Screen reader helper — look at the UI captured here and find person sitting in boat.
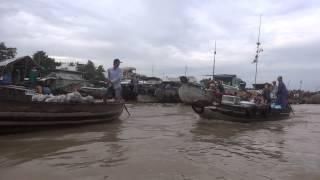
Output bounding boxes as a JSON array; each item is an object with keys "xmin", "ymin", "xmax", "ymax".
[
  {"xmin": 254, "ymin": 93, "xmax": 264, "ymax": 105},
  {"xmin": 249, "ymin": 93, "xmax": 255, "ymax": 103},
  {"xmin": 208, "ymin": 81, "xmax": 216, "ymax": 90},
  {"xmin": 35, "ymin": 85, "xmax": 43, "ymax": 94},
  {"xmin": 276, "ymin": 76, "xmax": 288, "ymax": 108},
  {"xmin": 42, "ymin": 85, "xmax": 51, "ymax": 95},
  {"xmin": 217, "ymin": 80, "xmax": 225, "ymax": 93},
  {"xmin": 0, "ymin": 72, "xmax": 12, "ymax": 85},
  {"xmin": 106, "ymin": 58, "xmax": 123, "ymax": 102},
  {"xmin": 44, "ymin": 78, "xmax": 56, "ymax": 95}
]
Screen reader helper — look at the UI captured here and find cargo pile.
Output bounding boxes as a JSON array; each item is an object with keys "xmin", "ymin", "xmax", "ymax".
[{"xmin": 32, "ymin": 92, "xmax": 94, "ymax": 103}]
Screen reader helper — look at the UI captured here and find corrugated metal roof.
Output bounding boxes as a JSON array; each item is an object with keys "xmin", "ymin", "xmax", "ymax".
[
  {"xmin": 0, "ymin": 56, "xmax": 31, "ymax": 67},
  {"xmin": 0, "ymin": 56, "xmax": 44, "ymax": 76},
  {"xmin": 0, "ymin": 58, "xmax": 16, "ymax": 67}
]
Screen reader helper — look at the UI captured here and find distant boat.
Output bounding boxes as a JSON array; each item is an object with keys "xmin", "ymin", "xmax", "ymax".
[
  {"xmin": 121, "ymin": 79, "xmax": 138, "ymax": 101},
  {"xmin": 136, "ymin": 76, "xmax": 162, "ymax": 103},
  {"xmin": 154, "ymin": 81, "xmax": 181, "ymax": 103},
  {"xmin": 178, "ymin": 76, "xmax": 214, "ymax": 104}
]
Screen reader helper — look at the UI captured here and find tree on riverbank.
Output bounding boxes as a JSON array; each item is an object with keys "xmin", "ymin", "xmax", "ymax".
[
  {"xmin": 32, "ymin": 51, "xmax": 61, "ymax": 71},
  {"xmin": 0, "ymin": 42, "xmax": 17, "ymax": 60},
  {"xmin": 76, "ymin": 60, "xmax": 105, "ymax": 81},
  {"xmin": 96, "ymin": 65, "xmax": 105, "ymax": 81}
]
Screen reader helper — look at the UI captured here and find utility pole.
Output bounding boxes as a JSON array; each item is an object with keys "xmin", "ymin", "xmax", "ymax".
[
  {"xmin": 212, "ymin": 41, "xmax": 216, "ymax": 80},
  {"xmin": 254, "ymin": 15, "xmax": 263, "ymax": 86}
]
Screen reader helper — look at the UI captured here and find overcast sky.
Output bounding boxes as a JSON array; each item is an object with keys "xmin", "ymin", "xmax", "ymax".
[{"xmin": 1, "ymin": 0, "xmax": 319, "ymax": 90}]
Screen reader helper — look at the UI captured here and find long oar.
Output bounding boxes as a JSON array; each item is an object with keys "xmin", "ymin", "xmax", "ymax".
[
  {"xmin": 124, "ymin": 103, "xmax": 131, "ymax": 116},
  {"xmin": 289, "ymin": 104, "xmax": 295, "ymax": 116}
]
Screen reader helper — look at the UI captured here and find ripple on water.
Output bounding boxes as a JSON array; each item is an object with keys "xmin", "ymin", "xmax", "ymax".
[{"xmin": 0, "ymin": 104, "xmax": 320, "ymax": 180}]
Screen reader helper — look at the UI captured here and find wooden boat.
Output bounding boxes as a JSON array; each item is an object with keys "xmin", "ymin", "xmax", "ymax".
[
  {"xmin": 136, "ymin": 77, "xmax": 162, "ymax": 103},
  {"xmin": 0, "ymin": 85, "xmax": 124, "ymax": 127},
  {"xmin": 191, "ymin": 96, "xmax": 291, "ymax": 123},
  {"xmin": 154, "ymin": 81, "xmax": 181, "ymax": 103},
  {"xmin": 121, "ymin": 80, "xmax": 138, "ymax": 101}
]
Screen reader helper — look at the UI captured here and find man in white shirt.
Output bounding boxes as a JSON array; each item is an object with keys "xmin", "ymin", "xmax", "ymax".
[{"xmin": 107, "ymin": 59, "xmax": 123, "ymax": 101}]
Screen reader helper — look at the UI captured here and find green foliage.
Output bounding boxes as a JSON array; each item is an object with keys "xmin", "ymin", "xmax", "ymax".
[
  {"xmin": 84, "ymin": 60, "xmax": 96, "ymax": 80},
  {"xmin": 0, "ymin": 42, "xmax": 17, "ymax": 60},
  {"xmin": 76, "ymin": 60, "xmax": 106, "ymax": 81},
  {"xmin": 96, "ymin": 65, "xmax": 105, "ymax": 81},
  {"xmin": 33, "ymin": 51, "xmax": 57, "ymax": 71}
]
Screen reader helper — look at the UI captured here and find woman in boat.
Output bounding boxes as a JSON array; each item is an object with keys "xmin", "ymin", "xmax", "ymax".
[
  {"xmin": 276, "ymin": 76, "xmax": 289, "ymax": 108},
  {"xmin": 0, "ymin": 72, "xmax": 12, "ymax": 85}
]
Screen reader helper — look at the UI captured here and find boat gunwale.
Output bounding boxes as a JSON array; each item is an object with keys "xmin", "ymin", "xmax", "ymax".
[{"xmin": 193, "ymin": 102, "xmax": 291, "ymax": 122}]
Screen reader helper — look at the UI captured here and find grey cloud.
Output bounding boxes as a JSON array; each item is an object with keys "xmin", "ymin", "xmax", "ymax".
[{"xmin": 0, "ymin": 0, "xmax": 319, "ymax": 90}]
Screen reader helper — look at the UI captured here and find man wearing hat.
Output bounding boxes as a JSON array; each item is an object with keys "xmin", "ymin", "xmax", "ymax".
[{"xmin": 107, "ymin": 59, "xmax": 123, "ymax": 101}]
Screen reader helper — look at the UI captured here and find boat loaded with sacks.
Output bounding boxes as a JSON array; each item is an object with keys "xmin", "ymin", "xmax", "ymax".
[
  {"xmin": 0, "ymin": 85, "xmax": 124, "ymax": 127},
  {"xmin": 192, "ymin": 95, "xmax": 292, "ymax": 123}
]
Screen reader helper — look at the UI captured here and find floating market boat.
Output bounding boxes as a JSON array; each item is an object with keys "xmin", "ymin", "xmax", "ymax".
[
  {"xmin": 191, "ymin": 95, "xmax": 291, "ymax": 122},
  {"xmin": 136, "ymin": 76, "xmax": 162, "ymax": 103},
  {"xmin": 154, "ymin": 81, "xmax": 181, "ymax": 103}
]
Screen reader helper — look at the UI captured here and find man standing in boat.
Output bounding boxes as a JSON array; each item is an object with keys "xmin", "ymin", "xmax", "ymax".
[{"xmin": 107, "ymin": 59, "xmax": 123, "ymax": 102}]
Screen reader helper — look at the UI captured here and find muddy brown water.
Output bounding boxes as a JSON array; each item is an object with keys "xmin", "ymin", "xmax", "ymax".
[{"xmin": 0, "ymin": 104, "xmax": 319, "ymax": 180}]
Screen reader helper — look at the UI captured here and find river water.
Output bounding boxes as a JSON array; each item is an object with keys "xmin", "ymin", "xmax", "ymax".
[{"xmin": 0, "ymin": 104, "xmax": 319, "ymax": 180}]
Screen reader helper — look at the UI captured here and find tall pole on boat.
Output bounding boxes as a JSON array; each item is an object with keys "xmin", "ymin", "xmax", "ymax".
[
  {"xmin": 152, "ymin": 64, "xmax": 154, "ymax": 76},
  {"xmin": 184, "ymin": 65, "xmax": 188, "ymax": 76},
  {"xmin": 212, "ymin": 40, "xmax": 216, "ymax": 80},
  {"xmin": 254, "ymin": 15, "xmax": 262, "ymax": 86}
]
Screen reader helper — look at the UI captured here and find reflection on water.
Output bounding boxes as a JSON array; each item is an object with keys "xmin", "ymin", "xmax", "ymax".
[
  {"xmin": 0, "ymin": 120, "xmax": 127, "ymax": 170},
  {"xmin": 0, "ymin": 104, "xmax": 320, "ymax": 180},
  {"xmin": 189, "ymin": 120, "xmax": 286, "ymax": 160}
]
